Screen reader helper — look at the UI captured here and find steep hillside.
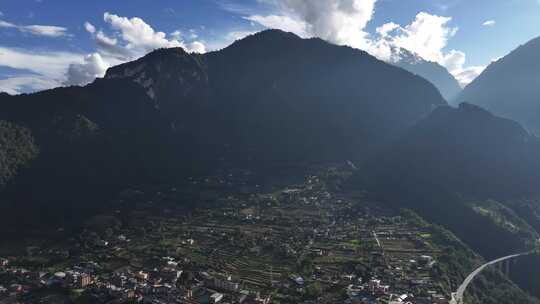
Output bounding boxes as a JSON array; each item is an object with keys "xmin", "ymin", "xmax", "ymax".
[
  {"xmin": 362, "ymin": 103, "xmax": 540, "ymax": 199},
  {"xmin": 0, "ymin": 120, "xmax": 38, "ymax": 188},
  {"xmin": 354, "ymin": 103, "xmax": 540, "ymax": 298},
  {"xmin": 455, "ymin": 36, "xmax": 540, "ymax": 134}
]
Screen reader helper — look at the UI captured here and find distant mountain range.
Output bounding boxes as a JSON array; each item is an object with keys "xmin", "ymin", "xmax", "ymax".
[
  {"xmin": 455, "ymin": 36, "xmax": 540, "ymax": 135},
  {"xmin": 392, "ymin": 48, "xmax": 462, "ymax": 101},
  {"xmin": 0, "ymin": 29, "xmax": 446, "ymax": 226}
]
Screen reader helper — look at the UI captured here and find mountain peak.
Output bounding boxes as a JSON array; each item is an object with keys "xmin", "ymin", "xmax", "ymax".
[
  {"xmin": 104, "ymin": 47, "xmax": 193, "ymax": 78},
  {"xmin": 390, "ymin": 47, "xmax": 423, "ymax": 64},
  {"xmin": 393, "ymin": 47, "xmax": 461, "ymax": 101},
  {"xmin": 143, "ymin": 47, "xmax": 190, "ymax": 58},
  {"xmin": 220, "ymin": 29, "xmax": 314, "ymax": 55},
  {"xmin": 104, "ymin": 46, "xmax": 207, "ymax": 103},
  {"xmin": 248, "ymin": 29, "xmax": 302, "ymax": 40}
]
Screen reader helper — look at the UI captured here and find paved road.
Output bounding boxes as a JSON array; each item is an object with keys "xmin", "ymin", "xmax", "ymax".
[
  {"xmin": 450, "ymin": 251, "xmax": 531, "ymax": 304},
  {"xmin": 372, "ymin": 231, "xmax": 381, "ymax": 248}
]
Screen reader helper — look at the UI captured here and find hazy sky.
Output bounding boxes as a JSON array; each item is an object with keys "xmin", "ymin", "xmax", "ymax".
[{"xmin": 1, "ymin": 0, "xmax": 539, "ymax": 94}]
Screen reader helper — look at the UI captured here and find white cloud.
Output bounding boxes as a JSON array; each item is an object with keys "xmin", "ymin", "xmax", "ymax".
[
  {"xmin": 0, "ymin": 76, "xmax": 58, "ymax": 95},
  {"xmin": 441, "ymin": 49, "xmax": 466, "ymax": 73},
  {"xmin": 187, "ymin": 41, "xmax": 206, "ymax": 54},
  {"xmin": 449, "ymin": 56, "xmax": 502, "ymax": 87},
  {"xmin": 454, "ymin": 66, "xmax": 485, "ymax": 86},
  {"xmin": 97, "ymin": 12, "xmax": 206, "ymax": 57},
  {"xmin": 103, "ymin": 12, "xmax": 183, "ymax": 53},
  {"xmin": 0, "ymin": 47, "xmax": 82, "ymax": 79},
  {"xmin": 441, "ymin": 50, "xmax": 485, "ymax": 86},
  {"xmin": 247, "ymin": 0, "xmax": 377, "ymax": 51},
  {"xmin": 64, "ymin": 53, "xmax": 108, "ymax": 86},
  {"xmin": 0, "ymin": 47, "xmax": 83, "ymax": 93},
  {"xmin": 0, "ymin": 20, "xmax": 16, "ymax": 28},
  {"xmin": 482, "ymin": 20, "xmax": 496, "ymax": 27},
  {"xmin": 376, "ymin": 22, "xmax": 399, "ymax": 37},
  {"xmin": 0, "ymin": 19, "xmax": 68, "ymax": 37},
  {"xmin": 84, "ymin": 21, "xmax": 96, "ymax": 34},
  {"xmin": 170, "ymin": 30, "xmax": 182, "ymax": 40},
  {"xmin": 22, "ymin": 25, "xmax": 69, "ymax": 37},
  {"xmin": 383, "ymin": 12, "xmax": 458, "ymax": 63}
]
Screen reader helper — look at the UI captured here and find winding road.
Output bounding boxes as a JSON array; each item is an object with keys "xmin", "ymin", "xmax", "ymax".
[{"xmin": 450, "ymin": 251, "xmax": 533, "ymax": 304}]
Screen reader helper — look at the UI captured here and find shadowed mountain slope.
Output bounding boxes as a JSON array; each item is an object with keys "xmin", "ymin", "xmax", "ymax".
[{"xmin": 455, "ymin": 36, "xmax": 540, "ymax": 135}]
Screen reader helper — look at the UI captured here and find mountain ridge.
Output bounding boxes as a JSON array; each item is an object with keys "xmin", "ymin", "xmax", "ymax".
[
  {"xmin": 0, "ymin": 29, "xmax": 447, "ymax": 228},
  {"xmin": 455, "ymin": 35, "xmax": 540, "ymax": 134}
]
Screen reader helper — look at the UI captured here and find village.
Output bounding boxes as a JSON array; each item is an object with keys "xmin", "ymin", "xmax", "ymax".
[{"xmin": 0, "ymin": 165, "xmax": 454, "ymax": 304}]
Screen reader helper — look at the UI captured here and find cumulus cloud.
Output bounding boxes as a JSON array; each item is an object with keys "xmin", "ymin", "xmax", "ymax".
[
  {"xmin": 0, "ymin": 19, "xmax": 68, "ymax": 37},
  {"xmin": 187, "ymin": 41, "xmax": 206, "ymax": 53},
  {"xmin": 482, "ymin": 20, "xmax": 496, "ymax": 27},
  {"xmin": 65, "ymin": 53, "xmax": 108, "ymax": 86},
  {"xmin": 102, "ymin": 12, "xmax": 183, "ymax": 54},
  {"xmin": 97, "ymin": 12, "xmax": 207, "ymax": 56},
  {"xmin": 248, "ymin": 1, "xmax": 482, "ymax": 85},
  {"xmin": 376, "ymin": 22, "xmax": 399, "ymax": 38},
  {"xmin": 247, "ymin": 0, "xmax": 376, "ymax": 51}
]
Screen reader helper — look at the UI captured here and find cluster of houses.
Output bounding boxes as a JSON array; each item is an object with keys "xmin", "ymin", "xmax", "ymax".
[{"xmin": 1, "ymin": 165, "xmax": 455, "ymax": 304}]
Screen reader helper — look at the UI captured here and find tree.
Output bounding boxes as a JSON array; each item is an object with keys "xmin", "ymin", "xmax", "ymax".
[
  {"xmin": 0, "ymin": 120, "xmax": 38, "ymax": 188},
  {"xmin": 305, "ymin": 282, "xmax": 322, "ymax": 299}
]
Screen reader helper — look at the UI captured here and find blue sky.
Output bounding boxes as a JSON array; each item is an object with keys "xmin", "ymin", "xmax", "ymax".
[{"xmin": 1, "ymin": 0, "xmax": 539, "ymax": 94}]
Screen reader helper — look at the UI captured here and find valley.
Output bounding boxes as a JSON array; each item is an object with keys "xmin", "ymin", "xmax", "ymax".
[
  {"xmin": 1, "ymin": 17, "xmax": 540, "ymax": 304},
  {"xmin": 1, "ymin": 165, "xmax": 537, "ymax": 304}
]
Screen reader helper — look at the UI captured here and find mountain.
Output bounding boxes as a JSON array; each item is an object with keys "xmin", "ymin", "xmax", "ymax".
[
  {"xmin": 393, "ymin": 48, "xmax": 462, "ymax": 101},
  {"xmin": 361, "ymin": 102, "xmax": 540, "ymax": 199},
  {"xmin": 354, "ymin": 103, "xmax": 540, "ymax": 298},
  {"xmin": 355, "ymin": 102, "xmax": 540, "ymax": 256},
  {"xmin": 455, "ymin": 36, "xmax": 540, "ymax": 134},
  {"xmin": 103, "ymin": 30, "xmax": 446, "ymax": 161},
  {"xmin": 0, "ymin": 29, "xmax": 446, "ymax": 229}
]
